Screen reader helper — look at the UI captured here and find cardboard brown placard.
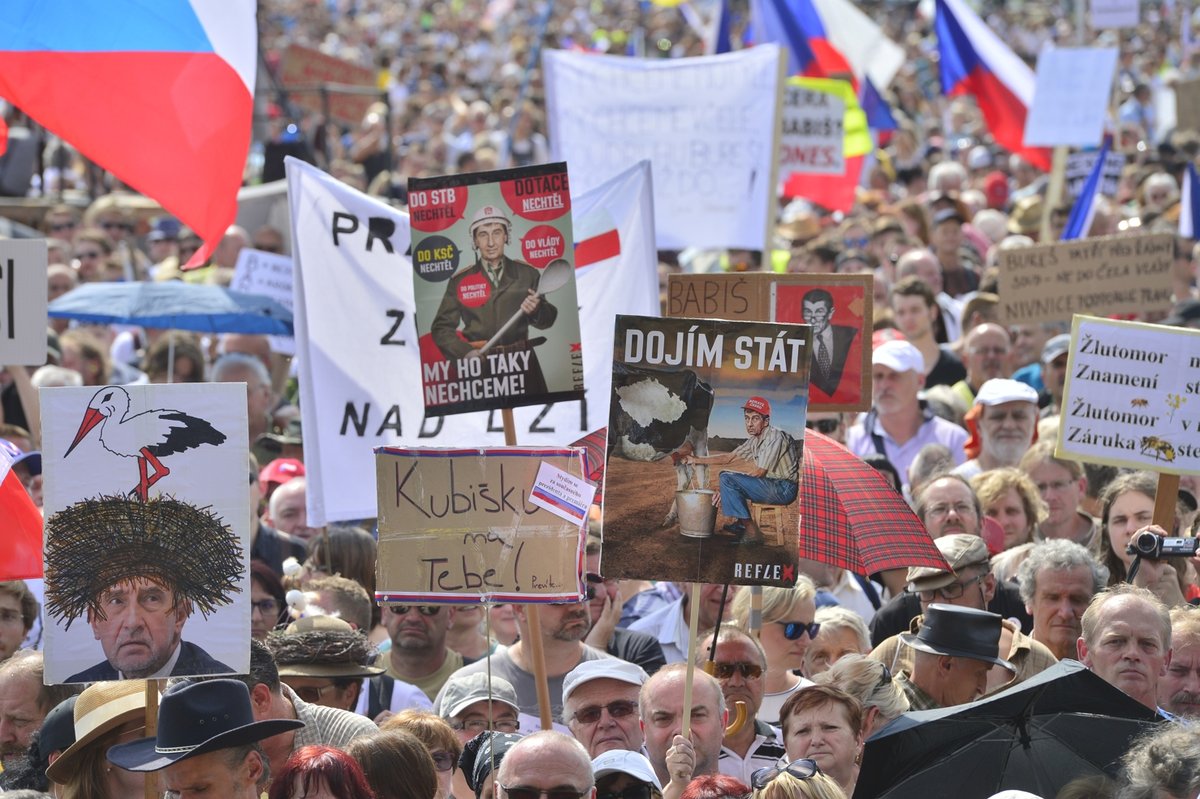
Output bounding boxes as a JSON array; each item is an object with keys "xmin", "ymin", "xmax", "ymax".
[
  {"xmin": 1176, "ymin": 78, "xmax": 1200, "ymax": 134},
  {"xmin": 666, "ymin": 273, "xmax": 871, "ymax": 411},
  {"xmin": 278, "ymin": 44, "xmax": 377, "ymax": 125},
  {"xmin": 374, "ymin": 446, "xmax": 587, "ymax": 603},
  {"xmin": 997, "ymin": 233, "xmax": 1174, "ymax": 326}
]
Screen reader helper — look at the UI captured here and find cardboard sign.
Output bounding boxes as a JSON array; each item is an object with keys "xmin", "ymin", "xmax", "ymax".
[
  {"xmin": 278, "ymin": 44, "xmax": 377, "ymax": 125},
  {"xmin": 997, "ymin": 233, "xmax": 1174, "ymax": 325},
  {"xmin": 1024, "ymin": 48, "xmax": 1118, "ymax": 147},
  {"xmin": 1176, "ymin": 78, "xmax": 1200, "ymax": 135},
  {"xmin": 780, "ymin": 81, "xmax": 846, "ymax": 175},
  {"xmin": 374, "ymin": 447, "xmax": 587, "ymax": 603},
  {"xmin": 544, "ymin": 46, "xmax": 782, "ymax": 250},
  {"xmin": 41, "ymin": 383, "xmax": 250, "ymax": 684},
  {"xmin": 667, "ymin": 273, "xmax": 871, "ymax": 411},
  {"xmin": 1090, "ymin": 0, "xmax": 1138, "ymax": 29},
  {"xmin": 229, "ymin": 247, "xmax": 295, "ymax": 355},
  {"xmin": 408, "ymin": 163, "xmax": 584, "ymax": 417},
  {"xmin": 286, "ymin": 157, "xmax": 657, "ymax": 525},
  {"xmin": 1065, "ymin": 149, "xmax": 1126, "ymax": 199},
  {"xmin": 602, "ymin": 315, "xmax": 811, "ymax": 587},
  {"xmin": 0, "ymin": 239, "xmax": 48, "ymax": 365},
  {"xmin": 1056, "ymin": 315, "xmax": 1200, "ymax": 474}
]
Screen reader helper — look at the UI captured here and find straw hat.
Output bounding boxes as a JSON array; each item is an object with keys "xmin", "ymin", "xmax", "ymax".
[{"xmin": 46, "ymin": 680, "xmax": 149, "ymax": 784}]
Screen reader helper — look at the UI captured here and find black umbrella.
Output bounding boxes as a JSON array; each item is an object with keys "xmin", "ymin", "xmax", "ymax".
[{"xmin": 854, "ymin": 660, "xmax": 1165, "ymax": 799}]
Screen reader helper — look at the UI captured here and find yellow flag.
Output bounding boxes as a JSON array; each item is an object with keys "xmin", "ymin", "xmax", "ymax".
[{"xmin": 786, "ymin": 76, "xmax": 872, "ymax": 158}]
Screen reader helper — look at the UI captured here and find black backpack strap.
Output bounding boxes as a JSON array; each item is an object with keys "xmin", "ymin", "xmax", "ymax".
[{"xmin": 367, "ymin": 674, "xmax": 396, "ymax": 719}]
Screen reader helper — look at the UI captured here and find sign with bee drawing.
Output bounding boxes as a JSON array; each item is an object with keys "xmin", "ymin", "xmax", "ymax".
[{"xmin": 1056, "ymin": 315, "xmax": 1200, "ymax": 474}]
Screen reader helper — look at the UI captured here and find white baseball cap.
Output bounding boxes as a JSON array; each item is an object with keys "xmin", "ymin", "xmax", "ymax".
[
  {"xmin": 562, "ymin": 659, "xmax": 648, "ymax": 706},
  {"xmin": 974, "ymin": 378, "xmax": 1039, "ymax": 407},
  {"xmin": 872, "ymin": 340, "xmax": 925, "ymax": 374},
  {"xmin": 592, "ymin": 750, "xmax": 663, "ymax": 791}
]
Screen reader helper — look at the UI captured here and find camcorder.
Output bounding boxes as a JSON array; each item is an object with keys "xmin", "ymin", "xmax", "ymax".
[{"xmin": 1126, "ymin": 531, "xmax": 1200, "ymax": 559}]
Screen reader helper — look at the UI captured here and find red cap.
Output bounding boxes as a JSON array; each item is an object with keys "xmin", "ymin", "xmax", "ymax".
[
  {"xmin": 260, "ymin": 457, "xmax": 305, "ymax": 486},
  {"xmin": 743, "ymin": 396, "xmax": 771, "ymax": 415}
]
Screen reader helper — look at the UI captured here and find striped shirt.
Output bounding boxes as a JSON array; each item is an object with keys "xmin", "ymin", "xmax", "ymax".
[
  {"xmin": 284, "ymin": 684, "xmax": 378, "ymax": 751},
  {"xmin": 717, "ymin": 720, "xmax": 788, "ymax": 783}
]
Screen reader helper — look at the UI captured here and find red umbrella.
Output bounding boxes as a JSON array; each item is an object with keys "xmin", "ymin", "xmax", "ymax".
[{"xmin": 799, "ymin": 429, "xmax": 949, "ymax": 574}]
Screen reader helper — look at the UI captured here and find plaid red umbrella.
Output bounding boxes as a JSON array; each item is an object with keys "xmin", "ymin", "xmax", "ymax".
[{"xmin": 799, "ymin": 429, "xmax": 949, "ymax": 574}]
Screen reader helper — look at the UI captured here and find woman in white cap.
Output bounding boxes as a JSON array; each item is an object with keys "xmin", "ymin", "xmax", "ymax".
[{"xmin": 45, "ymin": 680, "xmax": 149, "ymax": 799}]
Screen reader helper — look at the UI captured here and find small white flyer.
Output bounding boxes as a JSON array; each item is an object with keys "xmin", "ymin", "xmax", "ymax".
[{"xmin": 529, "ymin": 461, "xmax": 597, "ymax": 525}]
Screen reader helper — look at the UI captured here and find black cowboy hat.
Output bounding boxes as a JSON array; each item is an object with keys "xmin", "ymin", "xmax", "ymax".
[
  {"xmin": 106, "ymin": 679, "xmax": 304, "ymax": 773},
  {"xmin": 899, "ymin": 604, "xmax": 1015, "ymax": 671}
]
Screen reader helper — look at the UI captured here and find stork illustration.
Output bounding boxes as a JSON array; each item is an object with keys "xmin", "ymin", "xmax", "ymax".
[{"xmin": 64, "ymin": 385, "xmax": 227, "ymax": 501}]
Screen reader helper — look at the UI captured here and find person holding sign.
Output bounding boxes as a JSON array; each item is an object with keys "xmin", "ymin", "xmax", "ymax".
[
  {"xmin": 430, "ymin": 204, "xmax": 558, "ymax": 395},
  {"xmin": 682, "ymin": 397, "xmax": 798, "ymax": 548}
]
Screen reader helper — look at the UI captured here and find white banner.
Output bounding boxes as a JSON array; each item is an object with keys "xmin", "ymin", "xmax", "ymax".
[
  {"xmin": 543, "ymin": 46, "xmax": 782, "ymax": 251},
  {"xmin": 229, "ymin": 247, "xmax": 295, "ymax": 355},
  {"xmin": 287, "ymin": 158, "xmax": 660, "ymax": 524}
]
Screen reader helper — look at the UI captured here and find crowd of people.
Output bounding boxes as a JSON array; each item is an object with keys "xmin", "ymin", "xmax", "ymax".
[{"xmin": 7, "ymin": 0, "xmax": 1200, "ymax": 797}]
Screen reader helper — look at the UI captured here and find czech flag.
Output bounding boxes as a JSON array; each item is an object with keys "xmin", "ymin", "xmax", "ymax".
[
  {"xmin": 0, "ymin": 1, "xmax": 257, "ymax": 269},
  {"xmin": 1061, "ymin": 138, "xmax": 1110, "ymax": 241},
  {"xmin": 935, "ymin": 0, "xmax": 1051, "ymax": 171},
  {"xmin": 0, "ymin": 442, "xmax": 41, "ymax": 581},
  {"xmin": 1181, "ymin": 161, "xmax": 1200, "ymax": 239},
  {"xmin": 752, "ymin": 0, "xmax": 856, "ymax": 85}
]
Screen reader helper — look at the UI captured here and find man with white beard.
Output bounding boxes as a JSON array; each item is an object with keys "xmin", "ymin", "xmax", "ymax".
[{"xmin": 953, "ymin": 380, "xmax": 1039, "ymax": 479}]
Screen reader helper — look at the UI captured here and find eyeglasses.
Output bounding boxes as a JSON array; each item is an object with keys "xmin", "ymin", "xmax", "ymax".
[
  {"xmin": 598, "ymin": 785, "xmax": 656, "ymax": 799},
  {"xmin": 712, "ymin": 662, "xmax": 764, "ymax": 680},
  {"xmin": 251, "ymin": 599, "xmax": 279, "ymax": 615},
  {"xmin": 1035, "ymin": 479, "xmax": 1074, "ymax": 494},
  {"xmin": 450, "ymin": 716, "xmax": 520, "ymax": 734},
  {"xmin": 49, "ymin": 221, "xmax": 76, "ymax": 232},
  {"xmin": 501, "ymin": 785, "xmax": 593, "ymax": 799},
  {"xmin": 750, "ymin": 758, "xmax": 821, "ymax": 790},
  {"xmin": 925, "ymin": 502, "xmax": 974, "ymax": 520},
  {"xmin": 387, "ymin": 605, "xmax": 441, "ymax": 616},
  {"xmin": 572, "ymin": 699, "xmax": 637, "ymax": 724},
  {"xmin": 910, "ymin": 572, "xmax": 986, "ymax": 603},
  {"xmin": 429, "ymin": 749, "xmax": 456, "ymax": 772},
  {"xmin": 778, "ymin": 620, "xmax": 821, "ymax": 640},
  {"xmin": 292, "ymin": 682, "xmax": 339, "ymax": 703},
  {"xmin": 806, "ymin": 418, "xmax": 841, "ymax": 434}
]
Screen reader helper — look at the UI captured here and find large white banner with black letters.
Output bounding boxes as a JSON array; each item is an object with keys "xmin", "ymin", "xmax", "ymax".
[
  {"xmin": 543, "ymin": 46, "xmax": 782, "ymax": 251},
  {"xmin": 287, "ymin": 158, "xmax": 659, "ymax": 524}
]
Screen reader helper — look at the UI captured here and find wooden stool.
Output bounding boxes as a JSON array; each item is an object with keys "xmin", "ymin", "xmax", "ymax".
[{"xmin": 750, "ymin": 503, "xmax": 787, "ymax": 546}]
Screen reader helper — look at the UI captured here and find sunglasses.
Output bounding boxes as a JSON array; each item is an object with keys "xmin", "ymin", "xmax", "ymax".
[
  {"xmin": 100, "ymin": 221, "xmax": 134, "ymax": 232},
  {"xmin": 501, "ymin": 787, "xmax": 592, "ymax": 799},
  {"xmin": 598, "ymin": 785, "xmax": 656, "ymax": 799},
  {"xmin": 712, "ymin": 662, "xmax": 763, "ymax": 680},
  {"xmin": 387, "ymin": 605, "xmax": 441, "ymax": 616},
  {"xmin": 293, "ymin": 683, "xmax": 339, "ymax": 703},
  {"xmin": 806, "ymin": 418, "xmax": 841, "ymax": 434},
  {"xmin": 778, "ymin": 620, "xmax": 821, "ymax": 640},
  {"xmin": 572, "ymin": 699, "xmax": 637, "ymax": 724},
  {"xmin": 49, "ymin": 221, "xmax": 76, "ymax": 232},
  {"xmin": 750, "ymin": 758, "xmax": 821, "ymax": 790},
  {"xmin": 429, "ymin": 749, "xmax": 456, "ymax": 772}
]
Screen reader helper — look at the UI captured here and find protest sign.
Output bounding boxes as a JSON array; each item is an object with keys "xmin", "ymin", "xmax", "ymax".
[
  {"xmin": 40, "ymin": 383, "xmax": 250, "ymax": 684},
  {"xmin": 544, "ymin": 46, "xmax": 783, "ymax": 250},
  {"xmin": 229, "ymin": 247, "xmax": 295, "ymax": 354},
  {"xmin": 1090, "ymin": 0, "xmax": 1138, "ymax": 29},
  {"xmin": 602, "ymin": 315, "xmax": 811, "ymax": 586},
  {"xmin": 0, "ymin": 239, "xmax": 48, "ymax": 365},
  {"xmin": 1065, "ymin": 149, "xmax": 1126, "ymax": 199},
  {"xmin": 780, "ymin": 80, "xmax": 846, "ymax": 175},
  {"xmin": 374, "ymin": 446, "xmax": 587, "ymax": 603},
  {"xmin": 278, "ymin": 44, "xmax": 377, "ymax": 125},
  {"xmin": 1024, "ymin": 48, "xmax": 1118, "ymax": 147},
  {"xmin": 1056, "ymin": 315, "xmax": 1200, "ymax": 474},
  {"xmin": 287, "ymin": 157, "xmax": 658, "ymax": 524},
  {"xmin": 408, "ymin": 163, "xmax": 584, "ymax": 417},
  {"xmin": 997, "ymin": 233, "xmax": 1174, "ymax": 325},
  {"xmin": 667, "ymin": 273, "xmax": 871, "ymax": 411},
  {"xmin": 1176, "ymin": 78, "xmax": 1200, "ymax": 134}
]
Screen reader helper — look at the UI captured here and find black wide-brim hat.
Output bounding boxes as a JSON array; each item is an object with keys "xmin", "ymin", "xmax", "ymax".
[
  {"xmin": 107, "ymin": 679, "xmax": 304, "ymax": 773},
  {"xmin": 899, "ymin": 603, "xmax": 1016, "ymax": 671}
]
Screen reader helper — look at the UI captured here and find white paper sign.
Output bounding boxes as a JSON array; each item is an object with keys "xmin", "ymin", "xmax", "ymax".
[
  {"xmin": 40, "ymin": 382, "xmax": 250, "ymax": 684},
  {"xmin": 287, "ymin": 158, "xmax": 660, "ymax": 525},
  {"xmin": 780, "ymin": 83, "xmax": 845, "ymax": 175},
  {"xmin": 1056, "ymin": 315, "xmax": 1200, "ymax": 474},
  {"xmin": 544, "ymin": 46, "xmax": 782, "ymax": 250},
  {"xmin": 1025, "ymin": 48, "xmax": 1119, "ymax": 147},
  {"xmin": 229, "ymin": 247, "xmax": 295, "ymax": 355},
  {"xmin": 529, "ymin": 460, "xmax": 596, "ymax": 525},
  {"xmin": 1065, "ymin": 149, "xmax": 1126, "ymax": 199},
  {"xmin": 0, "ymin": 239, "xmax": 48, "ymax": 365},
  {"xmin": 1091, "ymin": 0, "xmax": 1139, "ymax": 29}
]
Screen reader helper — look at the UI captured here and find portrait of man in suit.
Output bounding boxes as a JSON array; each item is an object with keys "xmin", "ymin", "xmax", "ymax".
[{"xmin": 802, "ymin": 288, "xmax": 858, "ymax": 397}]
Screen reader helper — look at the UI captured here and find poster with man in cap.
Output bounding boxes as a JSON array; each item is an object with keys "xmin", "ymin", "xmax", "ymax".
[
  {"xmin": 39, "ymin": 383, "xmax": 251, "ymax": 684},
  {"xmin": 408, "ymin": 162, "xmax": 584, "ymax": 417},
  {"xmin": 602, "ymin": 315, "xmax": 811, "ymax": 587}
]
